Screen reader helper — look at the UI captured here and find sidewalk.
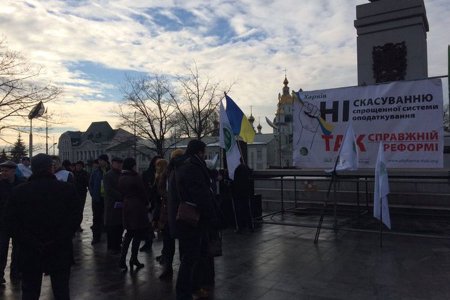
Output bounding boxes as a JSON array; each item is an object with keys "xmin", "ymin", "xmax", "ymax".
[{"xmin": 2, "ymin": 206, "xmax": 450, "ymax": 299}]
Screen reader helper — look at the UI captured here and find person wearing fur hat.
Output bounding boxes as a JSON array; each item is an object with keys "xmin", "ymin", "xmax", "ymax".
[{"xmin": 4, "ymin": 154, "xmax": 82, "ymax": 298}]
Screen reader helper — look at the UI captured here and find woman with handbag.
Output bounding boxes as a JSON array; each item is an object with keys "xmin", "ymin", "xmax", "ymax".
[
  {"xmin": 167, "ymin": 140, "xmax": 220, "ymax": 300},
  {"xmin": 118, "ymin": 158, "xmax": 149, "ymax": 272}
]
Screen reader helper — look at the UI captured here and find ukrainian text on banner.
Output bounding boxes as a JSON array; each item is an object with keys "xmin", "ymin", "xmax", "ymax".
[{"xmin": 293, "ymin": 79, "xmax": 444, "ymax": 169}]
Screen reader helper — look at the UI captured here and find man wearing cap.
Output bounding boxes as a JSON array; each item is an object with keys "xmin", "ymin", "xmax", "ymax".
[
  {"xmin": 89, "ymin": 154, "xmax": 110, "ymax": 245},
  {"xmin": 0, "ymin": 161, "xmax": 26, "ymax": 284},
  {"xmin": 4, "ymin": 154, "xmax": 81, "ymax": 299},
  {"xmin": 103, "ymin": 157, "xmax": 124, "ymax": 253}
]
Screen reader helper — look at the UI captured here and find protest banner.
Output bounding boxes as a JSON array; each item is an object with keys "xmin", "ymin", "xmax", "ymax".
[{"xmin": 293, "ymin": 79, "xmax": 444, "ymax": 168}]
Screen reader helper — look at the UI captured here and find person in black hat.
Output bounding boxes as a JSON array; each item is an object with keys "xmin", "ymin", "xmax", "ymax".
[
  {"xmin": 88, "ymin": 154, "xmax": 110, "ymax": 245},
  {"xmin": 0, "ymin": 160, "xmax": 26, "ymax": 284},
  {"xmin": 104, "ymin": 157, "xmax": 124, "ymax": 253},
  {"xmin": 4, "ymin": 153, "xmax": 82, "ymax": 298}
]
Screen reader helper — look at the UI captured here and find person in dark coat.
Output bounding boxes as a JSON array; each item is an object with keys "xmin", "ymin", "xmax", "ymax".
[
  {"xmin": 0, "ymin": 160, "xmax": 26, "ymax": 284},
  {"xmin": 155, "ymin": 149, "xmax": 184, "ymax": 280},
  {"xmin": 232, "ymin": 160, "xmax": 253, "ymax": 232},
  {"xmin": 118, "ymin": 158, "xmax": 148, "ymax": 272},
  {"xmin": 103, "ymin": 157, "xmax": 124, "ymax": 253},
  {"xmin": 153, "ymin": 158, "xmax": 171, "ymax": 278},
  {"xmin": 88, "ymin": 154, "xmax": 110, "ymax": 245},
  {"xmin": 139, "ymin": 155, "xmax": 162, "ymax": 252},
  {"xmin": 73, "ymin": 161, "xmax": 89, "ymax": 232},
  {"xmin": 167, "ymin": 140, "xmax": 219, "ymax": 300},
  {"xmin": 4, "ymin": 154, "xmax": 82, "ymax": 299}
]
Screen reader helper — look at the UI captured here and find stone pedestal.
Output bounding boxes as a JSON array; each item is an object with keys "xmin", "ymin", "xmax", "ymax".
[{"xmin": 354, "ymin": 0, "xmax": 429, "ymax": 85}]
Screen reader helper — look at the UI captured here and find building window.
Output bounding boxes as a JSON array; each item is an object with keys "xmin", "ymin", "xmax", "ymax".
[{"xmin": 257, "ymin": 150, "xmax": 262, "ymax": 160}]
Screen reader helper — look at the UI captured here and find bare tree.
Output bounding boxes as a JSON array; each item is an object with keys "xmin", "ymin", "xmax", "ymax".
[
  {"xmin": 119, "ymin": 74, "xmax": 176, "ymax": 156},
  {"xmin": 170, "ymin": 64, "xmax": 232, "ymax": 139},
  {"xmin": 0, "ymin": 39, "xmax": 62, "ymax": 141}
]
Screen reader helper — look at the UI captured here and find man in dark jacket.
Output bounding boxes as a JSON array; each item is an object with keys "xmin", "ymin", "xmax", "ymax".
[
  {"xmin": 232, "ymin": 160, "xmax": 253, "ymax": 232},
  {"xmin": 73, "ymin": 161, "xmax": 89, "ymax": 232},
  {"xmin": 4, "ymin": 154, "xmax": 82, "ymax": 299},
  {"xmin": 103, "ymin": 157, "xmax": 123, "ymax": 253},
  {"xmin": 167, "ymin": 140, "xmax": 217, "ymax": 300},
  {"xmin": 88, "ymin": 154, "xmax": 110, "ymax": 245},
  {"xmin": 0, "ymin": 160, "xmax": 26, "ymax": 284}
]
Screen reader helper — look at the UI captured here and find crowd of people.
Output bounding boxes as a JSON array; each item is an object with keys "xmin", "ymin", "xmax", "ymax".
[{"xmin": 0, "ymin": 139, "xmax": 254, "ymax": 300}]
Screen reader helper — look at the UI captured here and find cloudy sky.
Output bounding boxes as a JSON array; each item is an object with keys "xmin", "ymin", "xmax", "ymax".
[{"xmin": 1, "ymin": 0, "xmax": 449, "ymax": 148}]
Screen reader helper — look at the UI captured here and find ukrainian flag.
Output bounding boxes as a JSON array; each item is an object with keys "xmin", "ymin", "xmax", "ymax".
[{"xmin": 225, "ymin": 94, "xmax": 255, "ymax": 143}]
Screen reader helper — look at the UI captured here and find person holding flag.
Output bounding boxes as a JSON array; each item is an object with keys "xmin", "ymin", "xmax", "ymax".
[{"xmin": 220, "ymin": 94, "xmax": 255, "ymax": 233}]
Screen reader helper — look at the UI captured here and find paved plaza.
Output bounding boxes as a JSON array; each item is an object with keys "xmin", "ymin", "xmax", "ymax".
[{"xmin": 2, "ymin": 201, "xmax": 450, "ymax": 300}]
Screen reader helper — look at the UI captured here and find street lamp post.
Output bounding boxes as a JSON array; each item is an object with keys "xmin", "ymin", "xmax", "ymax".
[
  {"xmin": 28, "ymin": 101, "xmax": 45, "ymax": 157},
  {"xmin": 49, "ymin": 142, "xmax": 57, "ymax": 155},
  {"xmin": 29, "ymin": 118, "xmax": 33, "ymax": 158}
]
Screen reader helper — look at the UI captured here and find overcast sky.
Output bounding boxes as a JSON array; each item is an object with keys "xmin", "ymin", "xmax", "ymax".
[{"xmin": 1, "ymin": 0, "xmax": 449, "ymax": 148}]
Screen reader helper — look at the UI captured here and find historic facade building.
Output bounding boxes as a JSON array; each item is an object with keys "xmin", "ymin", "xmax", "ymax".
[
  {"xmin": 58, "ymin": 121, "xmax": 151, "ymax": 170},
  {"xmin": 267, "ymin": 76, "xmax": 294, "ymax": 167}
]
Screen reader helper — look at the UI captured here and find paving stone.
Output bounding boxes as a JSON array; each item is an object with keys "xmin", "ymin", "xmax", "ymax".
[{"xmin": 2, "ymin": 198, "xmax": 450, "ymax": 299}]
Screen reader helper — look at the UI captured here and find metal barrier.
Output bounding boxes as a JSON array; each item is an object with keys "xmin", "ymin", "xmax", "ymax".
[{"xmin": 251, "ymin": 169, "xmax": 450, "ymax": 239}]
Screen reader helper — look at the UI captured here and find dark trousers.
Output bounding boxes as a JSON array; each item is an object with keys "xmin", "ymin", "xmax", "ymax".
[
  {"xmin": 120, "ymin": 229, "xmax": 145, "ymax": 263},
  {"xmin": 106, "ymin": 225, "xmax": 123, "ymax": 251},
  {"xmin": 22, "ymin": 267, "xmax": 70, "ymax": 300},
  {"xmin": 0, "ymin": 231, "xmax": 19, "ymax": 279},
  {"xmin": 0, "ymin": 231, "xmax": 8, "ymax": 279},
  {"xmin": 161, "ymin": 226, "xmax": 175, "ymax": 267},
  {"xmin": 176, "ymin": 232, "xmax": 206, "ymax": 300},
  {"xmin": 78, "ymin": 193, "xmax": 87, "ymax": 226},
  {"xmin": 91, "ymin": 198, "xmax": 104, "ymax": 241},
  {"xmin": 235, "ymin": 196, "xmax": 253, "ymax": 230},
  {"xmin": 193, "ymin": 256, "xmax": 215, "ymax": 290}
]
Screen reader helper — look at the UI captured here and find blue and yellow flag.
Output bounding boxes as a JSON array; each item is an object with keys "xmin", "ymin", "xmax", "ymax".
[{"xmin": 225, "ymin": 95, "xmax": 255, "ymax": 143}]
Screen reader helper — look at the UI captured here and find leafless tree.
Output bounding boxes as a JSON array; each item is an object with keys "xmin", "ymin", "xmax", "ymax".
[
  {"xmin": 0, "ymin": 39, "xmax": 62, "ymax": 142},
  {"xmin": 119, "ymin": 74, "xmax": 176, "ymax": 156},
  {"xmin": 169, "ymin": 64, "xmax": 232, "ymax": 139}
]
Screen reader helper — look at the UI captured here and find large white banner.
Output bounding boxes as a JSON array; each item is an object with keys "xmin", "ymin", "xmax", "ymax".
[{"xmin": 293, "ymin": 79, "xmax": 444, "ymax": 169}]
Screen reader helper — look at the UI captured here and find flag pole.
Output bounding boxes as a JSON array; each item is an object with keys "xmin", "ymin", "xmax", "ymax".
[
  {"xmin": 314, "ymin": 153, "xmax": 340, "ymax": 243},
  {"xmin": 380, "ymin": 195, "xmax": 383, "ymax": 248},
  {"xmin": 315, "ymin": 123, "xmax": 353, "ymax": 243}
]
